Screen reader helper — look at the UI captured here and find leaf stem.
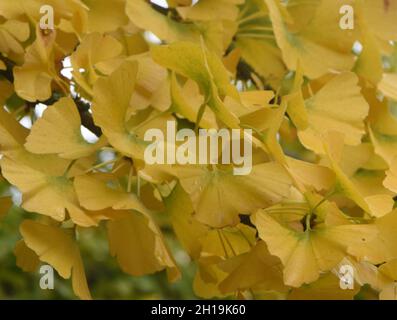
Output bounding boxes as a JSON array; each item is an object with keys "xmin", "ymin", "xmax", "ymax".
[
  {"xmin": 63, "ymin": 159, "xmax": 77, "ymax": 177},
  {"xmin": 85, "ymin": 158, "xmax": 119, "ymax": 173}
]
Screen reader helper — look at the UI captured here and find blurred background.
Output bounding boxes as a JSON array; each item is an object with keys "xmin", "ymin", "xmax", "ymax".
[{"xmin": 0, "ymin": 181, "xmax": 197, "ymax": 300}]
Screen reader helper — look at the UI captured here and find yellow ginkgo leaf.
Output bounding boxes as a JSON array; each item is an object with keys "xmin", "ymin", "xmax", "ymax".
[
  {"xmin": 175, "ymin": 162, "xmax": 292, "ymax": 227},
  {"xmin": 323, "ymin": 132, "xmax": 394, "ymax": 217},
  {"xmin": 367, "ymin": 94, "xmax": 397, "ymax": 165},
  {"xmin": 265, "ymin": 0, "xmax": 356, "ymax": 79},
  {"xmin": 191, "ymin": 223, "xmax": 257, "ymax": 298},
  {"xmin": 193, "ymin": 259, "xmax": 229, "ymax": 298},
  {"xmin": 325, "ymin": 143, "xmax": 395, "ymax": 207},
  {"xmin": 240, "ymin": 103, "xmax": 288, "ymax": 165},
  {"xmin": 74, "ymin": 173, "xmax": 148, "ymax": 214},
  {"xmin": 252, "ymin": 200, "xmax": 377, "ymax": 287},
  {"xmin": 379, "ymin": 259, "xmax": 397, "ymax": 283},
  {"xmin": 286, "ymin": 62, "xmax": 308, "ymax": 130},
  {"xmin": 226, "ymin": 90, "xmax": 275, "ymax": 119},
  {"xmin": 199, "ymin": 223, "xmax": 256, "ymax": 259},
  {"xmin": 0, "ymin": 106, "xmax": 29, "ymax": 153},
  {"xmin": 126, "ymin": 0, "xmax": 224, "ymax": 55},
  {"xmin": 361, "ymin": 258, "xmax": 397, "ymax": 300},
  {"xmin": 14, "ymin": 240, "xmax": 40, "ymax": 272},
  {"xmin": 128, "ymin": 55, "xmax": 171, "ymax": 113},
  {"xmin": 361, "ymin": 0, "xmax": 397, "ymax": 42},
  {"xmin": 367, "ymin": 87, "xmax": 397, "ymax": 136},
  {"xmin": 354, "ymin": 27, "xmax": 383, "ymax": 85},
  {"xmin": 349, "ymin": 258, "xmax": 397, "ymax": 300},
  {"xmin": 111, "ymin": 26, "xmax": 149, "ymax": 56},
  {"xmin": 352, "ymin": 170, "xmax": 395, "ymax": 219},
  {"xmin": 126, "ymin": 0, "xmax": 198, "ymax": 42},
  {"xmin": 384, "ymin": 157, "xmax": 397, "ymax": 193},
  {"xmin": 222, "ymin": 47, "xmax": 241, "ymax": 76},
  {"xmin": 83, "ymin": 0, "xmax": 128, "ymax": 33},
  {"xmin": 0, "ymin": 19, "xmax": 30, "ymax": 57},
  {"xmin": 14, "ymin": 28, "xmax": 66, "ymax": 102},
  {"xmin": 218, "ymin": 241, "xmax": 286, "ymax": 295},
  {"xmin": 369, "ymin": 126, "xmax": 397, "ymax": 167},
  {"xmin": 1, "ymin": 150, "xmax": 97, "ymax": 226},
  {"xmin": 352, "ymin": 0, "xmax": 397, "ymax": 86},
  {"xmin": 349, "ymin": 209, "xmax": 397, "ymax": 264},
  {"xmin": 1, "ymin": 0, "xmax": 397, "ymax": 300},
  {"xmin": 234, "ymin": 0, "xmax": 286, "ymax": 88},
  {"xmin": 338, "ymin": 258, "xmax": 389, "ymax": 294},
  {"xmin": 177, "ymin": 0, "xmax": 243, "ymax": 21},
  {"xmin": 351, "ymin": 165, "xmax": 395, "ymax": 196},
  {"xmin": 236, "ymin": 38, "xmax": 286, "ymax": 89},
  {"xmin": 286, "ymin": 156, "xmax": 335, "ymax": 192},
  {"xmin": 378, "ymin": 73, "xmax": 397, "ymax": 101},
  {"xmin": 71, "ymin": 32, "xmax": 123, "ymax": 96},
  {"xmin": 288, "ymin": 272, "xmax": 359, "ymax": 300},
  {"xmin": 170, "ymin": 74, "xmax": 217, "ymax": 129},
  {"xmin": 298, "ymin": 73, "xmax": 369, "ymax": 154},
  {"xmin": 164, "ymin": 183, "xmax": 208, "ymax": 260},
  {"xmin": 20, "ymin": 219, "xmax": 91, "ymax": 300},
  {"xmin": 240, "ymin": 90, "xmax": 274, "ymax": 110},
  {"xmin": 25, "ymin": 97, "xmax": 106, "ymax": 159},
  {"xmin": 91, "ymin": 61, "xmax": 148, "ymax": 159},
  {"xmin": 151, "ymin": 41, "xmax": 240, "ymax": 128},
  {"xmin": 336, "ymin": 143, "xmax": 373, "ymax": 177},
  {"xmin": 379, "ymin": 283, "xmax": 397, "ymax": 300},
  {"xmin": 0, "ymin": 0, "xmax": 89, "ymax": 36},
  {"xmin": 152, "ymin": 41, "xmax": 238, "ymax": 100},
  {"xmin": 73, "ymin": 173, "xmax": 180, "ymax": 280},
  {"xmin": 108, "ymin": 212, "xmax": 180, "ymax": 282},
  {"xmin": 168, "ymin": 0, "xmax": 192, "ymax": 7}
]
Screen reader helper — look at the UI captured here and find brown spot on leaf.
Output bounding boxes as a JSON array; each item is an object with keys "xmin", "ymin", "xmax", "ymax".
[{"xmin": 384, "ymin": 0, "xmax": 391, "ymax": 12}]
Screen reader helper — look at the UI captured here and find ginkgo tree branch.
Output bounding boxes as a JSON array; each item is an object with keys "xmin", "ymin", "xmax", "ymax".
[
  {"xmin": 72, "ymin": 96, "xmax": 102, "ymax": 137},
  {"xmin": 0, "ymin": 54, "xmax": 15, "ymax": 82},
  {"xmin": 1, "ymin": 54, "xmax": 101, "ymax": 137}
]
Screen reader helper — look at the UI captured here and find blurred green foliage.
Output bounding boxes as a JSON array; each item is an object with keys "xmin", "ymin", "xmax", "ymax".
[{"xmin": 0, "ymin": 190, "xmax": 198, "ymax": 300}]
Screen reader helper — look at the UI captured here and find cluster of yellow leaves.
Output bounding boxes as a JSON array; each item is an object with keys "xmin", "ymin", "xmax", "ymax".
[{"xmin": 1, "ymin": 0, "xmax": 397, "ymax": 300}]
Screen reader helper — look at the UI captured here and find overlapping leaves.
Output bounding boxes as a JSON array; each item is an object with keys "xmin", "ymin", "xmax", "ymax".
[{"xmin": 1, "ymin": 0, "xmax": 397, "ymax": 300}]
